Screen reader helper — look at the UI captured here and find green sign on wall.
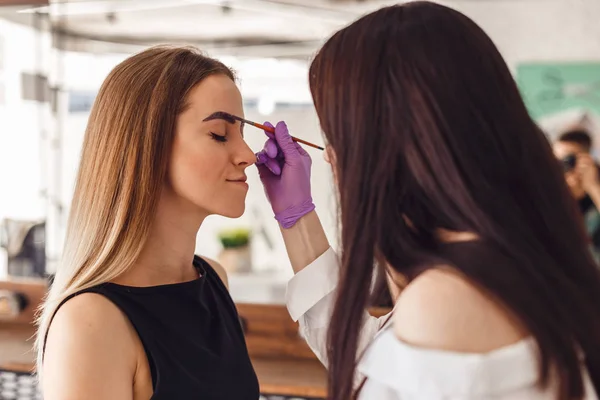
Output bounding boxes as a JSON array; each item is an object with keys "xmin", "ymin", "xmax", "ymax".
[{"xmin": 517, "ymin": 63, "xmax": 600, "ymax": 120}]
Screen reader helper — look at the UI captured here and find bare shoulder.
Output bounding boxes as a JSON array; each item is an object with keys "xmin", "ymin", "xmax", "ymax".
[
  {"xmin": 393, "ymin": 268, "xmax": 527, "ymax": 353},
  {"xmin": 202, "ymin": 256, "xmax": 229, "ymax": 289},
  {"xmin": 45, "ymin": 292, "xmax": 137, "ymax": 354},
  {"xmin": 43, "ymin": 292, "xmax": 138, "ymax": 399}
]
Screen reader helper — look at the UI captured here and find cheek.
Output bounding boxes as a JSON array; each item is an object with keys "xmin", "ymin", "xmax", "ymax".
[
  {"xmin": 323, "ymin": 149, "xmax": 331, "ymax": 164},
  {"xmin": 169, "ymin": 142, "xmax": 226, "ymax": 196},
  {"xmin": 323, "ymin": 147, "xmax": 338, "ymax": 185},
  {"xmin": 167, "ymin": 135, "xmax": 247, "ymax": 217}
]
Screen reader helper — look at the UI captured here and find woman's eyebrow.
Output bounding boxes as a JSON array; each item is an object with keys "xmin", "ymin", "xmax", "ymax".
[
  {"xmin": 203, "ymin": 111, "xmax": 245, "ymax": 137},
  {"xmin": 202, "ymin": 111, "xmax": 236, "ymax": 124}
]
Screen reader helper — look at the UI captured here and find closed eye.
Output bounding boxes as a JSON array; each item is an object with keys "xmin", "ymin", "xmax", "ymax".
[{"xmin": 210, "ymin": 132, "xmax": 228, "ymax": 143}]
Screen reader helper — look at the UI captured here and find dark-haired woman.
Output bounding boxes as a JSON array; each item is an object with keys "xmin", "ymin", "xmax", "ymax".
[{"xmin": 256, "ymin": 2, "xmax": 600, "ymax": 399}]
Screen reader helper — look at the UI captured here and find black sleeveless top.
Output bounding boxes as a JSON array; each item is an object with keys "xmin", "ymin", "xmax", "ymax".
[{"xmin": 54, "ymin": 256, "xmax": 259, "ymax": 399}]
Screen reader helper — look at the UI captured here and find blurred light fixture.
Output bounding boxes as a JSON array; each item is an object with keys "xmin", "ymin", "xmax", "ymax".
[{"xmin": 257, "ymin": 96, "xmax": 275, "ymax": 116}]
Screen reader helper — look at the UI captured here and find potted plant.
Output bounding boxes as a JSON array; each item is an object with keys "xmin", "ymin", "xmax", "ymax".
[{"xmin": 217, "ymin": 228, "xmax": 252, "ymax": 273}]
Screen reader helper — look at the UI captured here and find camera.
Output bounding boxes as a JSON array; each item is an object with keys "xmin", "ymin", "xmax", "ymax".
[{"xmin": 562, "ymin": 154, "xmax": 577, "ymax": 172}]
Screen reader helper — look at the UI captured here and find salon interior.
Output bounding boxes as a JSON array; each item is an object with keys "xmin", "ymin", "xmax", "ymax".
[{"xmin": 0, "ymin": 0, "xmax": 599, "ymax": 399}]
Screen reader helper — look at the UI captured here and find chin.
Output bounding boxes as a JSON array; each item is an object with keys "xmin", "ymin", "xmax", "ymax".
[{"xmin": 218, "ymin": 204, "xmax": 246, "ymax": 219}]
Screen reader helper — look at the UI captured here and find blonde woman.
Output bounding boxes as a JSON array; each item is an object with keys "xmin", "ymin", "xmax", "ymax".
[{"xmin": 36, "ymin": 46, "xmax": 259, "ymax": 399}]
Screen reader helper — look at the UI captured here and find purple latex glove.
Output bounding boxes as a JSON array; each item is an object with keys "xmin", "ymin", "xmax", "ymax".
[{"xmin": 255, "ymin": 121, "xmax": 315, "ymax": 229}]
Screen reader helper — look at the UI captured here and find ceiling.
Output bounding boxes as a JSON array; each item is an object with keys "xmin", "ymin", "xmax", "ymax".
[
  {"xmin": 0, "ymin": 0, "xmax": 401, "ymax": 58},
  {"xmin": 0, "ymin": 0, "xmax": 561, "ymax": 59}
]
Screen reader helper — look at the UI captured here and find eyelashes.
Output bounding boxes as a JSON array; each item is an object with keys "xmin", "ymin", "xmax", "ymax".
[{"xmin": 210, "ymin": 132, "xmax": 228, "ymax": 143}]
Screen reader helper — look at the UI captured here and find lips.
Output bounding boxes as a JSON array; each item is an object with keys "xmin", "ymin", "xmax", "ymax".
[{"xmin": 227, "ymin": 176, "xmax": 247, "ymax": 183}]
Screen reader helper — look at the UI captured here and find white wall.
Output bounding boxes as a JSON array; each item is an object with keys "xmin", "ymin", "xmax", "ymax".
[
  {"xmin": 0, "ymin": 20, "xmax": 49, "ymax": 221},
  {"xmin": 0, "ymin": 19, "xmax": 51, "ymax": 276},
  {"xmin": 445, "ymin": 0, "xmax": 600, "ymax": 69}
]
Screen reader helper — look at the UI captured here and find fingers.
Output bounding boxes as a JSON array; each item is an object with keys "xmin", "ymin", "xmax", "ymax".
[
  {"xmin": 264, "ymin": 157, "xmax": 282, "ymax": 175},
  {"xmin": 264, "ymin": 121, "xmax": 314, "ymax": 160},
  {"xmin": 256, "ymin": 163, "xmax": 271, "ymax": 179},
  {"xmin": 256, "ymin": 157, "xmax": 282, "ymax": 176},
  {"xmin": 255, "ymin": 149, "xmax": 282, "ymax": 176},
  {"xmin": 256, "ymin": 136, "xmax": 284, "ymax": 176},
  {"xmin": 576, "ymin": 154, "xmax": 595, "ymax": 173},
  {"xmin": 256, "ymin": 151, "xmax": 282, "ymax": 175},
  {"xmin": 263, "ymin": 121, "xmax": 275, "ymax": 140},
  {"xmin": 256, "ymin": 138, "xmax": 280, "ymax": 164},
  {"xmin": 259, "ymin": 121, "xmax": 312, "ymax": 170},
  {"xmin": 294, "ymin": 142, "xmax": 309, "ymax": 157},
  {"xmin": 265, "ymin": 139, "xmax": 279, "ymax": 158},
  {"xmin": 274, "ymin": 121, "xmax": 299, "ymax": 155},
  {"xmin": 255, "ymin": 150, "xmax": 268, "ymax": 165},
  {"xmin": 578, "ymin": 153, "xmax": 594, "ymax": 166}
]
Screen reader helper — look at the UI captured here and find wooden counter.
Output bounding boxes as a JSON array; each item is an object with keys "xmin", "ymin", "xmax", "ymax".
[
  {"xmin": 253, "ymin": 358, "xmax": 326, "ymax": 398},
  {"xmin": 0, "ymin": 325, "xmax": 36, "ymax": 370},
  {"xmin": 0, "ymin": 280, "xmax": 389, "ymax": 398},
  {"xmin": 0, "ymin": 280, "xmax": 328, "ymax": 397},
  {"xmin": 0, "ymin": 326, "xmax": 326, "ymax": 397}
]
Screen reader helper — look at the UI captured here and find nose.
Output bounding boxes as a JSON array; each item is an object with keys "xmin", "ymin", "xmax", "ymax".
[{"xmin": 233, "ymin": 139, "xmax": 256, "ymax": 168}]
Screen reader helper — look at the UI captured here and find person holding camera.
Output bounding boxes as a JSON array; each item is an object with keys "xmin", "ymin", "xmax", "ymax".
[{"xmin": 553, "ymin": 129, "xmax": 600, "ymax": 262}]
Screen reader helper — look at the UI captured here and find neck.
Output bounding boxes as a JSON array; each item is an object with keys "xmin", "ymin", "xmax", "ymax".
[{"xmin": 114, "ymin": 190, "xmax": 208, "ymax": 287}]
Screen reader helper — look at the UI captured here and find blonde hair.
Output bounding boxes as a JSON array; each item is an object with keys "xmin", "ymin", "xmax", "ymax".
[{"xmin": 35, "ymin": 45, "xmax": 234, "ymax": 379}]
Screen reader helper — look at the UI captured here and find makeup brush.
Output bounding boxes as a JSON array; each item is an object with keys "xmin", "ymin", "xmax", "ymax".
[
  {"xmin": 239, "ymin": 119, "xmax": 324, "ymax": 151},
  {"xmin": 204, "ymin": 111, "xmax": 324, "ymax": 151}
]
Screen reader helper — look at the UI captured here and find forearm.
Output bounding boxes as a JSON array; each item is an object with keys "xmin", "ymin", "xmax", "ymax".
[
  {"xmin": 280, "ymin": 210, "xmax": 330, "ymax": 274},
  {"xmin": 287, "ymin": 252, "xmax": 392, "ymax": 369}
]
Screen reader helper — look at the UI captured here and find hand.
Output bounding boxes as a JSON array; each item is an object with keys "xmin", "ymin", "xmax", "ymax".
[
  {"xmin": 255, "ymin": 121, "xmax": 315, "ymax": 229},
  {"xmin": 576, "ymin": 153, "xmax": 600, "ymax": 193}
]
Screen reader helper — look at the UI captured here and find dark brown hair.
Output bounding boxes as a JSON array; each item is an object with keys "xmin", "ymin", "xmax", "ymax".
[
  {"xmin": 558, "ymin": 129, "xmax": 593, "ymax": 152},
  {"xmin": 309, "ymin": 2, "xmax": 600, "ymax": 399}
]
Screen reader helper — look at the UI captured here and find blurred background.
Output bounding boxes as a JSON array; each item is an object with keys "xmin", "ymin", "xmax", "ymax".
[{"xmin": 0, "ymin": 0, "xmax": 599, "ymax": 304}]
